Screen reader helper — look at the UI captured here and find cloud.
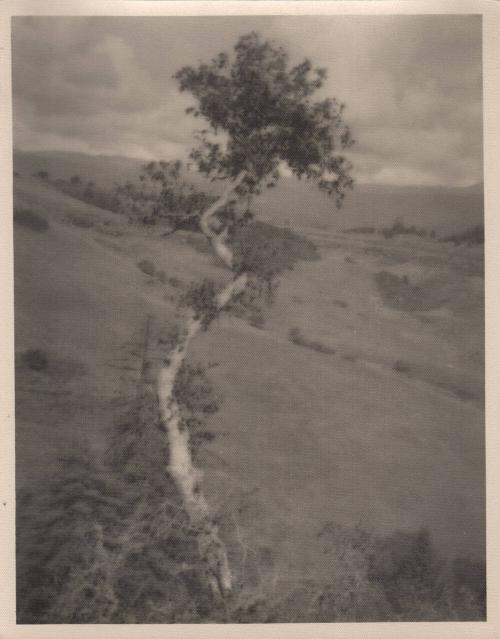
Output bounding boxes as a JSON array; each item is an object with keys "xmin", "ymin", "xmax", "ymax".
[
  {"xmin": 12, "ymin": 15, "xmax": 483, "ymax": 186},
  {"xmin": 12, "ymin": 17, "xmax": 196, "ymax": 160}
]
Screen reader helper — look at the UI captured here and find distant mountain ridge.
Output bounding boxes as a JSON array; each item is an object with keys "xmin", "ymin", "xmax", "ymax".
[{"xmin": 14, "ymin": 149, "xmax": 483, "ymax": 235}]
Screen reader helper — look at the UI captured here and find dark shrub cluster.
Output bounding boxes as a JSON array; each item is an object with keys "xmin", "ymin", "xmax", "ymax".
[
  {"xmin": 180, "ymin": 279, "xmax": 220, "ymax": 330},
  {"xmin": 137, "ymin": 259, "xmax": 156, "ymax": 277},
  {"xmin": 231, "ymin": 222, "xmax": 319, "ymax": 282},
  {"xmin": 20, "ymin": 348, "xmax": 49, "ymax": 371},
  {"xmin": 381, "ymin": 218, "xmax": 435, "ymax": 240},
  {"xmin": 375, "ymin": 270, "xmax": 446, "ymax": 312},
  {"xmin": 53, "ymin": 176, "xmax": 121, "ymax": 213},
  {"xmin": 440, "ymin": 224, "xmax": 484, "ymax": 246},
  {"xmin": 14, "ymin": 208, "xmax": 49, "ymax": 232},
  {"xmin": 288, "ymin": 327, "xmax": 336, "ymax": 355},
  {"xmin": 17, "ymin": 360, "xmax": 224, "ymax": 624},
  {"xmin": 16, "ymin": 455, "xmax": 213, "ymax": 623}
]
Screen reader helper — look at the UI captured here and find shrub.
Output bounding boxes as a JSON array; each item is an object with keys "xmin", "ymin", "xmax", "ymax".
[
  {"xmin": 20, "ymin": 348, "xmax": 49, "ymax": 371},
  {"xmin": 332, "ymin": 299, "xmax": 348, "ymax": 308},
  {"xmin": 374, "ymin": 271, "xmax": 445, "ymax": 312},
  {"xmin": 393, "ymin": 359, "xmax": 411, "ymax": 374},
  {"xmin": 381, "ymin": 218, "xmax": 430, "ymax": 240},
  {"xmin": 167, "ymin": 276, "xmax": 182, "ymax": 288},
  {"xmin": 137, "ymin": 260, "xmax": 156, "ymax": 277},
  {"xmin": 288, "ymin": 327, "xmax": 336, "ymax": 355},
  {"xmin": 51, "ymin": 177, "xmax": 121, "ymax": 213},
  {"xmin": 14, "ymin": 208, "xmax": 49, "ymax": 232},
  {"xmin": 33, "ymin": 170, "xmax": 49, "ymax": 180},
  {"xmin": 180, "ymin": 279, "xmax": 219, "ymax": 329},
  {"xmin": 69, "ymin": 215, "xmax": 94, "ymax": 229},
  {"xmin": 440, "ymin": 225, "xmax": 484, "ymax": 246},
  {"xmin": 231, "ymin": 222, "xmax": 319, "ymax": 282}
]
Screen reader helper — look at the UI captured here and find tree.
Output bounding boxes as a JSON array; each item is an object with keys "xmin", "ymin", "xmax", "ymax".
[{"xmin": 128, "ymin": 31, "xmax": 354, "ymax": 599}]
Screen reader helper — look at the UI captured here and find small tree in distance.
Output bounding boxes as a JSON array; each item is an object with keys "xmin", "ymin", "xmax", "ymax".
[{"xmin": 128, "ymin": 31, "xmax": 354, "ymax": 599}]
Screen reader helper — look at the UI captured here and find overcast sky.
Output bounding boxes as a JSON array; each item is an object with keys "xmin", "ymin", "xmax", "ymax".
[{"xmin": 12, "ymin": 15, "xmax": 482, "ymax": 187}]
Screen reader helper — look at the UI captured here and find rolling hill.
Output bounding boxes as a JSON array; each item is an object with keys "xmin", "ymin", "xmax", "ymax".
[
  {"xmin": 13, "ymin": 166, "xmax": 485, "ymax": 621},
  {"xmin": 14, "ymin": 149, "xmax": 484, "ymax": 235}
]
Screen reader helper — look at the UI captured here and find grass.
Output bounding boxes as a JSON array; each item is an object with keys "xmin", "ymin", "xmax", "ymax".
[
  {"xmin": 343, "ymin": 226, "xmax": 376, "ymax": 234},
  {"xmin": 14, "ymin": 167, "xmax": 485, "ymax": 623},
  {"xmin": 14, "ymin": 208, "xmax": 49, "ymax": 232}
]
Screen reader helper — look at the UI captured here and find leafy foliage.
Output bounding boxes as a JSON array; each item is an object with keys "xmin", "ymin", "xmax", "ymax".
[
  {"xmin": 231, "ymin": 221, "xmax": 319, "ymax": 280},
  {"xmin": 116, "ymin": 160, "xmax": 232, "ymax": 233},
  {"xmin": 17, "ymin": 361, "xmax": 225, "ymax": 623},
  {"xmin": 180, "ymin": 278, "xmax": 220, "ymax": 330},
  {"xmin": 175, "ymin": 31, "xmax": 354, "ymax": 203}
]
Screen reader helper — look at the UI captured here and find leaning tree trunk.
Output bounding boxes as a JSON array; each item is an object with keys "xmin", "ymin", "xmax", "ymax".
[{"xmin": 156, "ymin": 173, "xmax": 247, "ymax": 597}]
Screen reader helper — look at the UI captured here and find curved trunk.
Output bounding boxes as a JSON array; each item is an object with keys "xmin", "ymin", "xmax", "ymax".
[{"xmin": 157, "ymin": 174, "xmax": 247, "ymax": 597}]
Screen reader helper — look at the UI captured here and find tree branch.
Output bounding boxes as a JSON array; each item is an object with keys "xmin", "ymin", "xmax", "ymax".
[
  {"xmin": 199, "ymin": 170, "xmax": 247, "ymax": 239},
  {"xmin": 197, "ymin": 171, "xmax": 247, "ymax": 269}
]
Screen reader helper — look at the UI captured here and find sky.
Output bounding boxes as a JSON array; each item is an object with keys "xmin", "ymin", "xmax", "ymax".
[{"xmin": 12, "ymin": 15, "xmax": 483, "ymax": 187}]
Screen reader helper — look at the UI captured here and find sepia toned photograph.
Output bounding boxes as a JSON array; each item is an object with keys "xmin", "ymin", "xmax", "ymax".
[{"xmin": 11, "ymin": 11, "xmax": 486, "ymax": 625}]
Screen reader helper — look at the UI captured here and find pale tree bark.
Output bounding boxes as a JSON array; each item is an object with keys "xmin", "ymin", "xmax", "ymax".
[{"xmin": 156, "ymin": 172, "xmax": 248, "ymax": 597}]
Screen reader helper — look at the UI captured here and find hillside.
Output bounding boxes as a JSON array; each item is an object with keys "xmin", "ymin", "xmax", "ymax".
[
  {"xmin": 14, "ymin": 172, "xmax": 485, "ymax": 621},
  {"xmin": 14, "ymin": 149, "xmax": 484, "ymax": 235}
]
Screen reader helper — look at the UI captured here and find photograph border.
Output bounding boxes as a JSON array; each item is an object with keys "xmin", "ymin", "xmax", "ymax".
[{"xmin": 1, "ymin": 1, "xmax": 499, "ymax": 637}]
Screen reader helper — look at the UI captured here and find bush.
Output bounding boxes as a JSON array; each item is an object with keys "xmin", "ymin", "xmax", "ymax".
[
  {"xmin": 440, "ymin": 225, "xmax": 484, "ymax": 246},
  {"xmin": 393, "ymin": 359, "xmax": 411, "ymax": 374},
  {"xmin": 69, "ymin": 215, "xmax": 94, "ymax": 229},
  {"xmin": 381, "ymin": 218, "xmax": 430, "ymax": 240},
  {"xmin": 180, "ymin": 279, "xmax": 219, "ymax": 329},
  {"xmin": 137, "ymin": 260, "xmax": 156, "ymax": 277},
  {"xmin": 375, "ymin": 271, "xmax": 445, "ymax": 312},
  {"xmin": 14, "ymin": 208, "xmax": 49, "ymax": 232},
  {"xmin": 51, "ymin": 178, "xmax": 121, "ymax": 213},
  {"xmin": 33, "ymin": 170, "xmax": 49, "ymax": 180},
  {"xmin": 231, "ymin": 222, "xmax": 319, "ymax": 281},
  {"xmin": 288, "ymin": 327, "xmax": 336, "ymax": 355},
  {"xmin": 20, "ymin": 348, "xmax": 48, "ymax": 371}
]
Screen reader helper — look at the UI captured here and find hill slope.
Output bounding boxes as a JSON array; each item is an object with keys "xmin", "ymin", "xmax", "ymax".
[
  {"xmin": 14, "ymin": 173, "xmax": 485, "ymax": 620},
  {"xmin": 14, "ymin": 149, "xmax": 483, "ymax": 235}
]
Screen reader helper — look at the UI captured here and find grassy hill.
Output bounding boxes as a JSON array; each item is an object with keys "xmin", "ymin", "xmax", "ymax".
[
  {"xmin": 14, "ymin": 149, "xmax": 483, "ymax": 235},
  {"xmin": 14, "ymin": 170, "xmax": 485, "ymax": 621}
]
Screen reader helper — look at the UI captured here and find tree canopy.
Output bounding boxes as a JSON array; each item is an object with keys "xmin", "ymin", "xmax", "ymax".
[{"xmin": 175, "ymin": 31, "xmax": 354, "ymax": 203}]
